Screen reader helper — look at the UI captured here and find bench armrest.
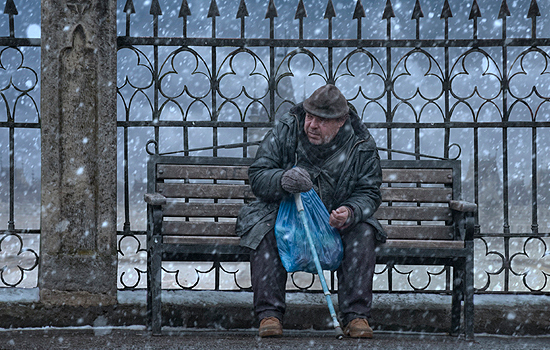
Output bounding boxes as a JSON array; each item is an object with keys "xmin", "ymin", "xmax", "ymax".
[
  {"xmin": 449, "ymin": 200, "xmax": 476, "ymax": 242},
  {"xmin": 449, "ymin": 200, "xmax": 477, "ymax": 213},
  {"xmin": 144, "ymin": 192, "xmax": 167, "ymax": 206}
]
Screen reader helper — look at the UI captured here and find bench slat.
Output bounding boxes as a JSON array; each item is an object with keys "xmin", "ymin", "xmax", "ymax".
[
  {"xmin": 158, "ymin": 183, "xmax": 255, "ymax": 199},
  {"xmin": 164, "ymin": 204, "xmax": 453, "ymax": 221},
  {"xmin": 163, "ymin": 221, "xmax": 236, "ymax": 236},
  {"xmin": 381, "ymin": 187, "xmax": 452, "ymax": 202},
  {"xmin": 163, "ymin": 236, "xmax": 241, "ymax": 245},
  {"xmin": 383, "ymin": 225, "xmax": 453, "ymax": 240},
  {"xmin": 375, "ymin": 206, "xmax": 451, "ymax": 221},
  {"xmin": 381, "ymin": 239, "xmax": 464, "ymax": 249},
  {"xmin": 382, "ymin": 169, "xmax": 452, "ymax": 184},
  {"xmin": 163, "ymin": 203, "xmax": 243, "ymax": 217},
  {"xmin": 162, "ymin": 236, "xmax": 462, "ymax": 249},
  {"xmin": 158, "ymin": 164, "xmax": 249, "ymax": 180},
  {"xmin": 158, "ymin": 184, "xmax": 451, "ymax": 202},
  {"xmin": 161, "ymin": 221, "xmax": 453, "ymax": 240}
]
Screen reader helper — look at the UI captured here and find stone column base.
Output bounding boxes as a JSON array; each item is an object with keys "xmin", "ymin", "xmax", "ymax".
[{"xmin": 40, "ymin": 289, "xmax": 117, "ymax": 307}]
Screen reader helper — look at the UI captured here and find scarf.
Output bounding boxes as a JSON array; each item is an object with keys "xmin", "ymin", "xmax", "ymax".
[{"xmin": 297, "ymin": 113, "xmax": 354, "ymax": 166}]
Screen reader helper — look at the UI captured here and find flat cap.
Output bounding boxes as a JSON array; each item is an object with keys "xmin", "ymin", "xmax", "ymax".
[{"xmin": 303, "ymin": 84, "xmax": 349, "ymax": 119}]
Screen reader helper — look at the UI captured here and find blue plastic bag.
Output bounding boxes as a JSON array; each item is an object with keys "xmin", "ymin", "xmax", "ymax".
[{"xmin": 274, "ymin": 189, "xmax": 344, "ymax": 273}]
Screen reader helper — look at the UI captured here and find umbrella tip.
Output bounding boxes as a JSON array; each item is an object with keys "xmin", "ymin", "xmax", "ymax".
[{"xmin": 335, "ymin": 326, "xmax": 344, "ymax": 339}]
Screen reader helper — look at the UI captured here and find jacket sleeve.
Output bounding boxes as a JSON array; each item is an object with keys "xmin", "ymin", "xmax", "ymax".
[
  {"xmin": 248, "ymin": 121, "xmax": 294, "ymax": 203},
  {"xmin": 340, "ymin": 149, "xmax": 382, "ymax": 226}
]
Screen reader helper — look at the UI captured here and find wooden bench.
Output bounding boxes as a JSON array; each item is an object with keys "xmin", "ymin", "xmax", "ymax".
[{"xmin": 144, "ymin": 155, "xmax": 476, "ymax": 338}]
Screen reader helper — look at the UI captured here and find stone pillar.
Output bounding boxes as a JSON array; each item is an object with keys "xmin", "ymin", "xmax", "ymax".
[{"xmin": 39, "ymin": 0, "xmax": 117, "ymax": 306}]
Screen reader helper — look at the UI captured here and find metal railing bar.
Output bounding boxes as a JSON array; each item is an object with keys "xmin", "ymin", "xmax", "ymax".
[
  {"xmin": 117, "ymin": 37, "xmax": 550, "ymax": 48},
  {"xmin": 115, "ymin": 121, "xmax": 550, "ymax": 128},
  {"xmin": 0, "ymin": 38, "xmax": 41, "ymax": 46},
  {"xmin": 0, "ymin": 123, "xmax": 41, "ymax": 128}
]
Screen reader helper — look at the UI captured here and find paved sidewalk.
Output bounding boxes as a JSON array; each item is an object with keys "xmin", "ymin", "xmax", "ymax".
[{"xmin": 1, "ymin": 327, "xmax": 550, "ymax": 350}]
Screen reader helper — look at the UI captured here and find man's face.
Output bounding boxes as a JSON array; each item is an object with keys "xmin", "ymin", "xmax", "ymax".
[{"xmin": 304, "ymin": 112, "xmax": 346, "ymax": 145}]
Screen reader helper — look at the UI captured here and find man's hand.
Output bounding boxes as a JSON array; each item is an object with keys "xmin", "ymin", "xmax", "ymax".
[
  {"xmin": 329, "ymin": 206, "xmax": 352, "ymax": 229},
  {"xmin": 281, "ymin": 167, "xmax": 313, "ymax": 193}
]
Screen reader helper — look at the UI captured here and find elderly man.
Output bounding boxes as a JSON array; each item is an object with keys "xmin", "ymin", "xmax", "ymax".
[{"xmin": 236, "ymin": 84, "xmax": 386, "ymax": 338}]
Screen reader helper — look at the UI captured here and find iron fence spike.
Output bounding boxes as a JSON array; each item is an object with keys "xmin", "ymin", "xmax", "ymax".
[
  {"xmin": 527, "ymin": 0, "xmax": 540, "ymax": 18},
  {"xmin": 150, "ymin": 0, "xmax": 162, "ymax": 16},
  {"xmin": 3, "ymin": 0, "xmax": 17, "ymax": 15},
  {"xmin": 179, "ymin": 0, "xmax": 191, "ymax": 18},
  {"xmin": 498, "ymin": 0, "xmax": 510, "ymax": 19},
  {"xmin": 352, "ymin": 0, "xmax": 365, "ymax": 19},
  {"xmin": 295, "ymin": 0, "xmax": 307, "ymax": 20},
  {"xmin": 469, "ymin": 0, "xmax": 482, "ymax": 20},
  {"xmin": 265, "ymin": 0, "xmax": 278, "ymax": 19},
  {"xmin": 236, "ymin": 0, "xmax": 249, "ymax": 19},
  {"xmin": 207, "ymin": 0, "xmax": 220, "ymax": 18},
  {"xmin": 411, "ymin": 0, "xmax": 424, "ymax": 20},
  {"xmin": 382, "ymin": 0, "xmax": 395, "ymax": 20},
  {"xmin": 123, "ymin": 0, "xmax": 135, "ymax": 14},
  {"xmin": 324, "ymin": 0, "xmax": 336, "ymax": 19},
  {"xmin": 440, "ymin": 0, "xmax": 452, "ymax": 19}
]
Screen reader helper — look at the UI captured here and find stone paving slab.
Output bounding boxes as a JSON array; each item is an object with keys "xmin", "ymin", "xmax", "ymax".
[{"xmin": 1, "ymin": 328, "xmax": 550, "ymax": 350}]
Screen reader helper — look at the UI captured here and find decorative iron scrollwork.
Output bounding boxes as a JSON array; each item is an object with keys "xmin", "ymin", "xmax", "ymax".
[{"xmin": 0, "ymin": 233, "xmax": 39, "ymax": 287}]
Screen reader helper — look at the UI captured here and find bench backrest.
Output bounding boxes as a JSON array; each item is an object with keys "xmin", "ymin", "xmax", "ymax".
[
  {"xmin": 147, "ymin": 156, "xmax": 462, "ymax": 246},
  {"xmin": 378, "ymin": 159, "xmax": 461, "ymax": 243}
]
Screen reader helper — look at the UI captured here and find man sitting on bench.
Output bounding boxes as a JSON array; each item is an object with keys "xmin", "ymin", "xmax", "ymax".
[{"xmin": 236, "ymin": 84, "xmax": 386, "ymax": 338}]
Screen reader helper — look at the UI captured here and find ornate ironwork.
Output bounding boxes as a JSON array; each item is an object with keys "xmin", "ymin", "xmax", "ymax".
[
  {"xmin": 117, "ymin": 234, "xmax": 147, "ymax": 289},
  {"xmin": 0, "ymin": 0, "xmax": 40, "ymax": 288},
  {"xmin": 3, "ymin": 0, "xmax": 549, "ymax": 293},
  {"xmin": 115, "ymin": 0, "xmax": 550, "ymax": 294},
  {"xmin": 0, "ymin": 233, "xmax": 38, "ymax": 287}
]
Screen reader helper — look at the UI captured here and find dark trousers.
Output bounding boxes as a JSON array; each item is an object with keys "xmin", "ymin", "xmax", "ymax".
[{"xmin": 250, "ymin": 222, "xmax": 376, "ymax": 326}]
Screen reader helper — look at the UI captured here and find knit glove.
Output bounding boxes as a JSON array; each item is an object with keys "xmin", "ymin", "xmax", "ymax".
[{"xmin": 281, "ymin": 167, "xmax": 313, "ymax": 194}]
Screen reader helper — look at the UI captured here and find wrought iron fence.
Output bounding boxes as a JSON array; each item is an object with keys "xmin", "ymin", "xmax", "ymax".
[
  {"xmin": 0, "ymin": 0, "xmax": 40, "ymax": 288},
  {"xmin": 115, "ymin": 0, "xmax": 550, "ymax": 294},
  {"xmin": 1, "ymin": 0, "xmax": 549, "ymax": 294}
]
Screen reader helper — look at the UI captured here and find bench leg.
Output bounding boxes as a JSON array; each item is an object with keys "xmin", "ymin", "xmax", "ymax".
[
  {"xmin": 147, "ymin": 249, "xmax": 158, "ymax": 333},
  {"xmin": 146, "ymin": 264, "xmax": 152, "ymax": 331},
  {"xmin": 451, "ymin": 263, "xmax": 463, "ymax": 336},
  {"xmin": 150, "ymin": 238, "xmax": 162, "ymax": 335},
  {"xmin": 464, "ymin": 241, "xmax": 475, "ymax": 340},
  {"xmin": 147, "ymin": 206, "xmax": 163, "ymax": 335}
]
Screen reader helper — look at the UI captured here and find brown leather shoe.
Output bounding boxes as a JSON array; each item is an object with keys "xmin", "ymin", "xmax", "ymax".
[
  {"xmin": 259, "ymin": 317, "xmax": 283, "ymax": 337},
  {"xmin": 343, "ymin": 318, "xmax": 373, "ymax": 338}
]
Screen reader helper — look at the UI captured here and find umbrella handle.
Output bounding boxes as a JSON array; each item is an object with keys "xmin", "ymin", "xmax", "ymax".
[{"xmin": 294, "ymin": 193, "xmax": 304, "ymax": 212}]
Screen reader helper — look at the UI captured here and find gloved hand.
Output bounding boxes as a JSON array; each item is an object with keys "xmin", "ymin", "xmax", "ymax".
[{"xmin": 281, "ymin": 167, "xmax": 313, "ymax": 193}]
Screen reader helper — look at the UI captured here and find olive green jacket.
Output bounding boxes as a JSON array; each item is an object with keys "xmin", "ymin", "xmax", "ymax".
[{"xmin": 235, "ymin": 105, "xmax": 386, "ymax": 249}]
